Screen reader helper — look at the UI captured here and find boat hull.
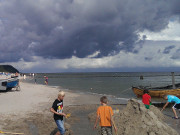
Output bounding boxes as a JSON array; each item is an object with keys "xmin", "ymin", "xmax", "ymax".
[
  {"xmin": 0, "ymin": 78, "xmax": 19, "ymax": 91},
  {"xmin": 132, "ymin": 87, "xmax": 180, "ymax": 98}
]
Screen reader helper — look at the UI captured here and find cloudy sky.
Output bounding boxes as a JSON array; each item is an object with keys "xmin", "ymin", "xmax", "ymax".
[{"xmin": 0, "ymin": 0, "xmax": 180, "ymax": 73}]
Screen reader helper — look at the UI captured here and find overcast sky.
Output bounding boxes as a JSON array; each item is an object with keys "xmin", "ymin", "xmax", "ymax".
[{"xmin": 0, "ymin": 0, "xmax": 180, "ymax": 73}]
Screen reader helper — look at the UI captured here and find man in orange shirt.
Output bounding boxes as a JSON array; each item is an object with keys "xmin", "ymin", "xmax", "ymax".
[{"xmin": 94, "ymin": 96, "xmax": 117, "ymax": 135}]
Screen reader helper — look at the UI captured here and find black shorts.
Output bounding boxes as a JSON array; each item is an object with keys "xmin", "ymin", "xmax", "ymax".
[{"xmin": 173, "ymin": 103, "xmax": 180, "ymax": 109}]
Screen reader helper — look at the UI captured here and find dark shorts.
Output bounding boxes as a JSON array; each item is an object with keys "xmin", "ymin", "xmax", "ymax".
[
  {"xmin": 101, "ymin": 126, "xmax": 112, "ymax": 135},
  {"xmin": 173, "ymin": 103, "xmax": 180, "ymax": 109}
]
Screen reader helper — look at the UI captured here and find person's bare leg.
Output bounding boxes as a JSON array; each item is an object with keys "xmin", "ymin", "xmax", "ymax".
[
  {"xmin": 55, "ymin": 131, "xmax": 61, "ymax": 135},
  {"xmin": 172, "ymin": 107, "xmax": 178, "ymax": 118}
]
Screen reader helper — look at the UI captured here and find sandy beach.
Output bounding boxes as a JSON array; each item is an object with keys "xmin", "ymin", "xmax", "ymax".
[
  {"xmin": 0, "ymin": 80, "xmax": 102, "ymax": 135},
  {"xmin": 0, "ymin": 80, "xmax": 180, "ymax": 135}
]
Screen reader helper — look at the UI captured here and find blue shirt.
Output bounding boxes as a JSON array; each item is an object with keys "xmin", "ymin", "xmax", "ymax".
[{"xmin": 167, "ymin": 95, "xmax": 180, "ymax": 104}]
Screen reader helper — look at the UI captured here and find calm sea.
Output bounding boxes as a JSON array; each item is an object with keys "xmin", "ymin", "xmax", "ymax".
[{"xmin": 24, "ymin": 72, "xmax": 180, "ymax": 102}]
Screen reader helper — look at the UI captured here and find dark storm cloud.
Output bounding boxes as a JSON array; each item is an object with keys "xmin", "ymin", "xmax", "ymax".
[
  {"xmin": 0, "ymin": 0, "xmax": 180, "ymax": 62},
  {"xmin": 171, "ymin": 48, "xmax": 180, "ymax": 59},
  {"xmin": 144, "ymin": 57, "xmax": 153, "ymax": 61},
  {"xmin": 163, "ymin": 45, "xmax": 175, "ymax": 54}
]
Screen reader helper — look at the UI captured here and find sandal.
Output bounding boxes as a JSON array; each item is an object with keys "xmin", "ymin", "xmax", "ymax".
[{"xmin": 172, "ymin": 117, "xmax": 179, "ymax": 119}]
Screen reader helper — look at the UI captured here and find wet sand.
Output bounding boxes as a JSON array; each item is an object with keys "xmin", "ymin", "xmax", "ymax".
[{"xmin": 0, "ymin": 81, "xmax": 179, "ymax": 135}]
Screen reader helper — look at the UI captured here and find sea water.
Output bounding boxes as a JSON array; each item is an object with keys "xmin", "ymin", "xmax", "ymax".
[{"xmin": 24, "ymin": 72, "xmax": 180, "ymax": 102}]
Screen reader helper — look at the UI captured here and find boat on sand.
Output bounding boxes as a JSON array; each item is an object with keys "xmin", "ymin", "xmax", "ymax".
[
  {"xmin": 132, "ymin": 72, "xmax": 180, "ymax": 98},
  {"xmin": 132, "ymin": 83, "xmax": 180, "ymax": 98},
  {"xmin": 0, "ymin": 77, "xmax": 19, "ymax": 92}
]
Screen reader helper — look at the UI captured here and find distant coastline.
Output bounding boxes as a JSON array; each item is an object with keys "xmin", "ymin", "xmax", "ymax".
[{"xmin": 0, "ymin": 65, "xmax": 19, "ymax": 73}]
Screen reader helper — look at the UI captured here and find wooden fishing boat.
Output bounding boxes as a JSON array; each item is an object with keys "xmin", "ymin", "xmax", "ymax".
[{"xmin": 132, "ymin": 83, "xmax": 180, "ymax": 98}]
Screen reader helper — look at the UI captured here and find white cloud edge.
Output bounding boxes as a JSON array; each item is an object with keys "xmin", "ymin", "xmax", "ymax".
[{"xmin": 139, "ymin": 20, "xmax": 180, "ymax": 41}]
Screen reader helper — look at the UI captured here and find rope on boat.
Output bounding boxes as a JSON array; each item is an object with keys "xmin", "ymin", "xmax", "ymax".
[{"xmin": 120, "ymin": 87, "xmax": 132, "ymax": 93}]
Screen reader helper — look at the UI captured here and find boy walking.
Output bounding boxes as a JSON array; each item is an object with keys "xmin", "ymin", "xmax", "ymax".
[
  {"xmin": 142, "ymin": 90, "xmax": 151, "ymax": 109},
  {"xmin": 161, "ymin": 95, "xmax": 180, "ymax": 119},
  {"xmin": 94, "ymin": 96, "xmax": 117, "ymax": 135},
  {"xmin": 50, "ymin": 91, "xmax": 66, "ymax": 135}
]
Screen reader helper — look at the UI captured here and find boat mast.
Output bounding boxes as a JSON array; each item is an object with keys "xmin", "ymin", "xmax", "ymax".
[{"xmin": 171, "ymin": 72, "xmax": 175, "ymax": 89}]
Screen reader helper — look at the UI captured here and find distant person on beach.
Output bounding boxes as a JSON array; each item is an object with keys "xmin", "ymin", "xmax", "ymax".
[
  {"xmin": 94, "ymin": 96, "xmax": 117, "ymax": 135},
  {"xmin": 44, "ymin": 76, "xmax": 48, "ymax": 85},
  {"xmin": 34, "ymin": 78, "xmax": 37, "ymax": 84},
  {"xmin": 142, "ymin": 89, "xmax": 151, "ymax": 109},
  {"xmin": 50, "ymin": 91, "xmax": 66, "ymax": 135},
  {"xmin": 23, "ymin": 74, "xmax": 26, "ymax": 80},
  {"xmin": 15, "ymin": 72, "xmax": 19, "ymax": 77},
  {"xmin": 161, "ymin": 95, "xmax": 180, "ymax": 119}
]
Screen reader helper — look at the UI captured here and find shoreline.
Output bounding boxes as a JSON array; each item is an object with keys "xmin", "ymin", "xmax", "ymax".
[
  {"xmin": 22, "ymin": 77, "xmax": 130, "ymax": 105},
  {"xmin": 0, "ymin": 80, "xmax": 179, "ymax": 134}
]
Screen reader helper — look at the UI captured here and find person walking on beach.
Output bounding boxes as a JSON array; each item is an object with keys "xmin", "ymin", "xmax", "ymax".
[
  {"xmin": 142, "ymin": 89, "xmax": 151, "ymax": 109},
  {"xmin": 44, "ymin": 76, "xmax": 48, "ymax": 85},
  {"xmin": 50, "ymin": 91, "xmax": 66, "ymax": 135},
  {"xmin": 94, "ymin": 96, "xmax": 117, "ymax": 135},
  {"xmin": 161, "ymin": 95, "xmax": 180, "ymax": 119}
]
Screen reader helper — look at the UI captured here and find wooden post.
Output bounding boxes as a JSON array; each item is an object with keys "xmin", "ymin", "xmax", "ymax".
[{"xmin": 171, "ymin": 72, "xmax": 175, "ymax": 89}]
